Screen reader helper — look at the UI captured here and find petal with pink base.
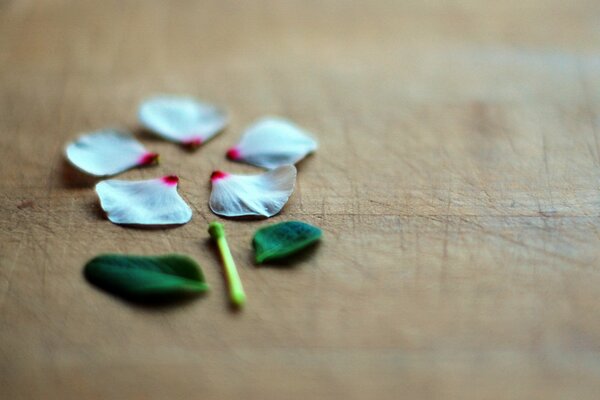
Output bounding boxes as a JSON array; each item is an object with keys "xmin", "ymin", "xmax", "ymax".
[
  {"xmin": 209, "ymin": 165, "xmax": 297, "ymax": 218},
  {"xmin": 138, "ymin": 95, "xmax": 227, "ymax": 146},
  {"xmin": 65, "ymin": 130, "xmax": 158, "ymax": 176},
  {"xmin": 96, "ymin": 176, "xmax": 192, "ymax": 226},
  {"xmin": 227, "ymin": 118, "xmax": 317, "ymax": 169}
]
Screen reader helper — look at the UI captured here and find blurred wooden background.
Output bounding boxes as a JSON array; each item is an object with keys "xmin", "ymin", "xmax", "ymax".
[{"xmin": 1, "ymin": 0, "xmax": 600, "ymax": 398}]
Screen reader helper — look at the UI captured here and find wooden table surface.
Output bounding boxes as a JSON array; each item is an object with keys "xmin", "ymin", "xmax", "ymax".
[{"xmin": 2, "ymin": 0, "xmax": 600, "ymax": 398}]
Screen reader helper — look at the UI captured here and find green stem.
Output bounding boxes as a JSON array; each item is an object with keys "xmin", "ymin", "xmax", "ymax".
[{"xmin": 208, "ymin": 222, "xmax": 246, "ymax": 307}]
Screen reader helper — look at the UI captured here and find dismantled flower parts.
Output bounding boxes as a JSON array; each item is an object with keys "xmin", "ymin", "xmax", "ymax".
[
  {"xmin": 227, "ymin": 117, "xmax": 318, "ymax": 169},
  {"xmin": 253, "ymin": 221, "xmax": 322, "ymax": 263},
  {"xmin": 138, "ymin": 95, "xmax": 228, "ymax": 147},
  {"xmin": 96, "ymin": 176, "xmax": 192, "ymax": 226},
  {"xmin": 84, "ymin": 254, "xmax": 209, "ymax": 299},
  {"xmin": 209, "ymin": 165, "xmax": 297, "ymax": 218},
  {"xmin": 65, "ymin": 129, "xmax": 159, "ymax": 176}
]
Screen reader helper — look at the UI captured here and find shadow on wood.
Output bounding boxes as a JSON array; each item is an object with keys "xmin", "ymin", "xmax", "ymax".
[{"xmin": 61, "ymin": 159, "xmax": 101, "ymax": 188}]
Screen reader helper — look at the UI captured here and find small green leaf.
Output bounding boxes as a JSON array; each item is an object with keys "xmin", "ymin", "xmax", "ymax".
[
  {"xmin": 253, "ymin": 221, "xmax": 322, "ymax": 263},
  {"xmin": 84, "ymin": 254, "xmax": 209, "ymax": 299}
]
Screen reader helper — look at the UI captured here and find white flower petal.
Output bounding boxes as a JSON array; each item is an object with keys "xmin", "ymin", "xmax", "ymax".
[
  {"xmin": 209, "ymin": 165, "xmax": 297, "ymax": 218},
  {"xmin": 227, "ymin": 117, "xmax": 317, "ymax": 169},
  {"xmin": 138, "ymin": 95, "xmax": 227, "ymax": 146},
  {"xmin": 65, "ymin": 130, "xmax": 158, "ymax": 176},
  {"xmin": 96, "ymin": 176, "xmax": 192, "ymax": 226}
]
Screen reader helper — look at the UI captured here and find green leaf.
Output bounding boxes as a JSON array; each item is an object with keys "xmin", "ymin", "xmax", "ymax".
[
  {"xmin": 253, "ymin": 221, "xmax": 322, "ymax": 263},
  {"xmin": 84, "ymin": 254, "xmax": 209, "ymax": 299}
]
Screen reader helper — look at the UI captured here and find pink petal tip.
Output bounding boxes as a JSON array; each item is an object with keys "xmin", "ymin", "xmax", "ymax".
[
  {"xmin": 210, "ymin": 170, "xmax": 229, "ymax": 182},
  {"xmin": 162, "ymin": 175, "xmax": 179, "ymax": 186},
  {"xmin": 226, "ymin": 147, "xmax": 241, "ymax": 160},
  {"xmin": 139, "ymin": 152, "xmax": 160, "ymax": 165},
  {"xmin": 183, "ymin": 137, "xmax": 203, "ymax": 148}
]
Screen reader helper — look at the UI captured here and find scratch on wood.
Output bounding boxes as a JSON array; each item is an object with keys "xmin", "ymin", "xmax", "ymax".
[
  {"xmin": 540, "ymin": 132, "xmax": 555, "ymax": 211},
  {"xmin": 0, "ymin": 234, "xmax": 25, "ymax": 309},
  {"xmin": 457, "ymin": 216, "xmax": 591, "ymax": 269},
  {"xmin": 576, "ymin": 59, "xmax": 600, "ymax": 167}
]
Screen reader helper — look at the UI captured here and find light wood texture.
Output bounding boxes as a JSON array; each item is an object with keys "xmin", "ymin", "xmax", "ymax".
[{"xmin": 2, "ymin": 1, "xmax": 600, "ymax": 398}]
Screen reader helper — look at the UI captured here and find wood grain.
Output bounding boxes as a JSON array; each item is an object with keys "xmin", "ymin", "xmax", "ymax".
[{"xmin": 1, "ymin": 0, "xmax": 600, "ymax": 398}]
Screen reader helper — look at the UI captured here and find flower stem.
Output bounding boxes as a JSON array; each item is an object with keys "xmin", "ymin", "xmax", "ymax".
[{"xmin": 208, "ymin": 222, "xmax": 246, "ymax": 307}]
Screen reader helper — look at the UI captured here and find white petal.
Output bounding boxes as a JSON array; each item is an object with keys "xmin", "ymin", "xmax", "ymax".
[
  {"xmin": 209, "ymin": 165, "xmax": 297, "ymax": 218},
  {"xmin": 138, "ymin": 95, "xmax": 227, "ymax": 146},
  {"xmin": 65, "ymin": 130, "xmax": 158, "ymax": 176},
  {"xmin": 96, "ymin": 176, "xmax": 192, "ymax": 226},
  {"xmin": 227, "ymin": 117, "xmax": 317, "ymax": 169}
]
